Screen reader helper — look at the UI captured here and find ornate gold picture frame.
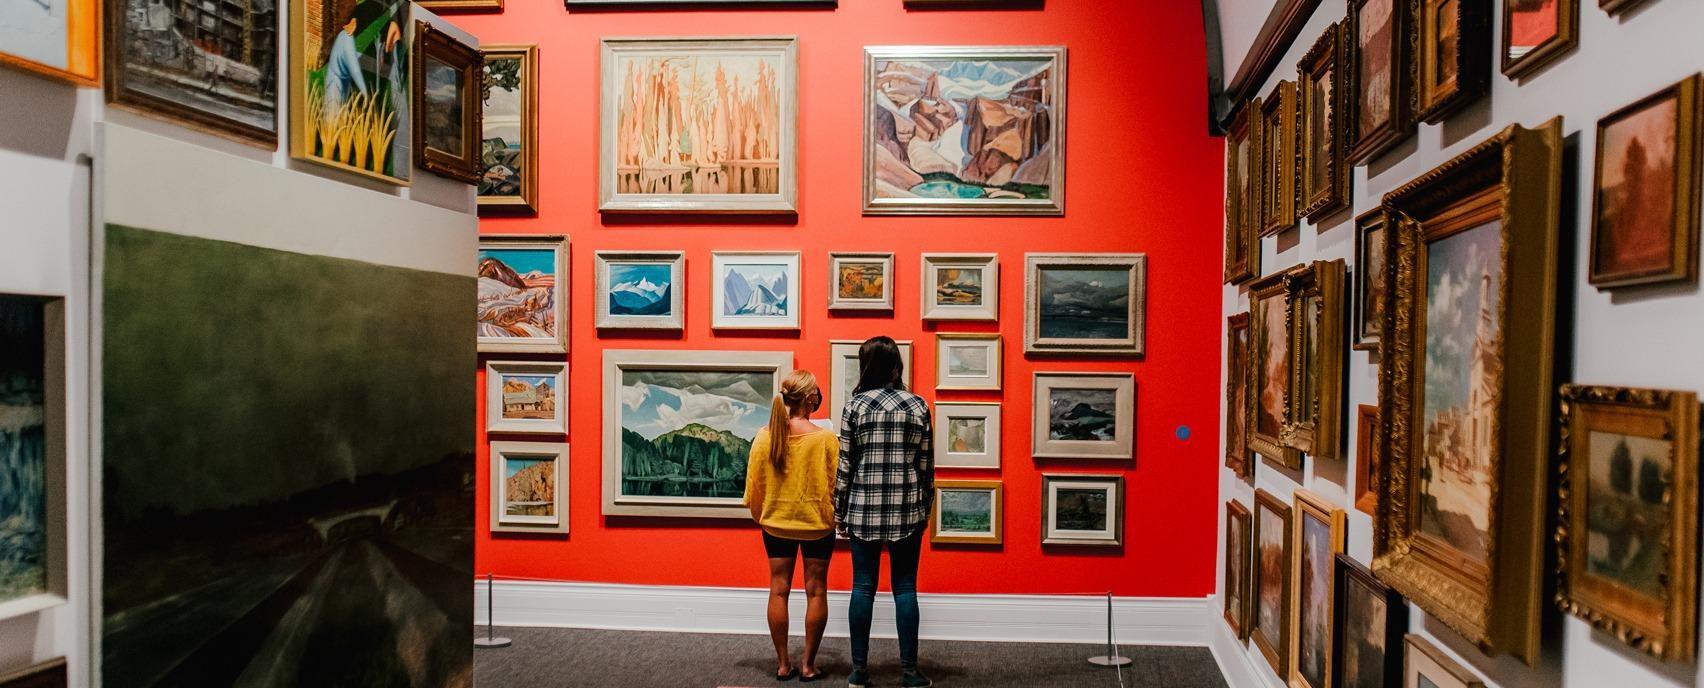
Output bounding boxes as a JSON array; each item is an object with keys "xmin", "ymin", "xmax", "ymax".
[
  {"xmin": 1283, "ymin": 259, "xmax": 1346, "ymax": 460},
  {"xmin": 1291, "ymin": 491, "xmax": 1345, "ymax": 688},
  {"xmin": 1226, "ymin": 99, "xmax": 1263, "ymax": 284},
  {"xmin": 414, "ymin": 22, "xmax": 483, "ymax": 184},
  {"xmin": 1249, "ymin": 271, "xmax": 1300, "ymax": 469},
  {"xmin": 1502, "ymin": 0, "xmax": 1577, "ymax": 79},
  {"xmin": 1226, "ymin": 312, "xmax": 1254, "ymax": 479},
  {"xmin": 1346, "ymin": 0, "xmax": 1415, "ymax": 164},
  {"xmin": 1298, "ymin": 25, "xmax": 1349, "ymax": 222},
  {"xmin": 1253, "ymin": 489, "xmax": 1294, "ymax": 679},
  {"xmin": 1415, "ymin": 0, "xmax": 1490, "ymax": 124},
  {"xmin": 1261, "ymin": 81, "xmax": 1299, "ymax": 237}
]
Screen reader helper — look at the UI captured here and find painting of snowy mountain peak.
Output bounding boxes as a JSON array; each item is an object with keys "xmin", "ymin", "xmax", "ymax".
[
  {"xmin": 0, "ymin": 294, "xmax": 63, "ymax": 622},
  {"xmin": 712, "ymin": 252, "xmax": 801, "ymax": 330},
  {"xmin": 596, "ymin": 251, "xmax": 685, "ymax": 330},
  {"xmin": 865, "ymin": 46, "xmax": 1066, "ymax": 216},
  {"xmin": 600, "ymin": 37, "xmax": 798, "ymax": 213},
  {"xmin": 477, "ymin": 236, "xmax": 568, "ymax": 353}
]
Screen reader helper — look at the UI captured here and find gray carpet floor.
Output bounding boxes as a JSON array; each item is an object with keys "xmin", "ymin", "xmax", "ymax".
[{"xmin": 473, "ymin": 627, "xmax": 1229, "ymax": 688}]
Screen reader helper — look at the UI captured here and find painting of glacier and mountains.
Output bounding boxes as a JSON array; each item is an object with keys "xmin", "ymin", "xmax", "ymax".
[
  {"xmin": 618, "ymin": 369, "xmax": 774, "ymax": 504},
  {"xmin": 478, "ymin": 239, "xmax": 565, "ymax": 353},
  {"xmin": 609, "ymin": 263, "xmax": 674, "ymax": 317},
  {"xmin": 867, "ymin": 48, "xmax": 1065, "ymax": 214},
  {"xmin": 0, "ymin": 295, "xmax": 49, "ymax": 612},
  {"xmin": 721, "ymin": 264, "xmax": 789, "ymax": 318}
]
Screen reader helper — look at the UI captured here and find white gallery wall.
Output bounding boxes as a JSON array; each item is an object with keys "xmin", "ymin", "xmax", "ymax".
[
  {"xmin": 1215, "ymin": 1, "xmax": 1704, "ymax": 688},
  {"xmin": 0, "ymin": 7, "xmax": 476, "ymax": 687}
]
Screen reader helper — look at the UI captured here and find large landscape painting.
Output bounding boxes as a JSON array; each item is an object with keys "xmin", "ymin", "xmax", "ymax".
[
  {"xmin": 101, "ymin": 225, "xmax": 474, "ymax": 688},
  {"xmin": 617, "ymin": 368, "xmax": 774, "ymax": 506},
  {"xmin": 0, "ymin": 296, "xmax": 47, "ymax": 609},
  {"xmin": 111, "ymin": 0, "xmax": 278, "ymax": 142},
  {"xmin": 867, "ymin": 48, "xmax": 1063, "ymax": 213}
]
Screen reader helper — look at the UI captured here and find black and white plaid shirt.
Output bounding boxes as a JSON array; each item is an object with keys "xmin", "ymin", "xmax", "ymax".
[{"xmin": 836, "ymin": 387, "xmax": 934, "ymax": 541}]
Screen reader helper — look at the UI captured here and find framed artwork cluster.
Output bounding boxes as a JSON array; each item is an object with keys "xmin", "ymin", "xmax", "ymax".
[
  {"xmin": 1231, "ymin": 490, "xmax": 1363, "ymax": 687},
  {"xmin": 1236, "ymin": 259, "xmax": 1345, "ymax": 471}
]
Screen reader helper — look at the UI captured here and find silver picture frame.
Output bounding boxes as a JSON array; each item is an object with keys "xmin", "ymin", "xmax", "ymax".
[
  {"xmin": 711, "ymin": 251, "xmax": 801, "ymax": 331},
  {"xmin": 827, "ymin": 252, "xmax": 896, "ymax": 311},
  {"xmin": 934, "ymin": 401, "xmax": 1001, "ymax": 469},
  {"xmin": 490, "ymin": 441, "xmax": 569, "ymax": 535},
  {"xmin": 1040, "ymin": 474, "xmax": 1124, "ymax": 546},
  {"xmin": 484, "ymin": 360, "xmax": 568, "ymax": 435},
  {"xmin": 920, "ymin": 253, "xmax": 999, "ymax": 321},
  {"xmin": 1032, "ymin": 372, "xmax": 1136, "ymax": 460},
  {"xmin": 935, "ymin": 333, "xmax": 1002, "ymax": 391},
  {"xmin": 1024, "ymin": 253, "xmax": 1147, "ymax": 356},
  {"xmin": 477, "ymin": 234, "xmax": 569, "ymax": 354},
  {"xmin": 594, "ymin": 251, "xmax": 686, "ymax": 331}
]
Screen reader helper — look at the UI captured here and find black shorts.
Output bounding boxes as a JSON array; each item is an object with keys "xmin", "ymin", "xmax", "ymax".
[{"xmin": 762, "ymin": 531, "xmax": 836, "ymax": 560}]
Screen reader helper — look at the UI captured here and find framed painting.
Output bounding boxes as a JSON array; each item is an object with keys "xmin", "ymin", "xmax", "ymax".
[
  {"xmin": 1353, "ymin": 209, "xmax": 1389, "ymax": 352},
  {"xmin": 480, "ymin": 45, "xmax": 540, "ymax": 213},
  {"xmin": 1225, "ymin": 98, "xmax": 1263, "ymax": 284},
  {"xmin": 1415, "ymin": 0, "xmax": 1489, "ymax": 124},
  {"xmin": 935, "ymin": 402, "xmax": 1001, "ymax": 469},
  {"xmin": 1225, "ymin": 500, "xmax": 1254, "ymax": 639},
  {"xmin": 489, "ymin": 441, "xmax": 568, "ymax": 535},
  {"xmin": 1599, "ymin": 0, "xmax": 1653, "ymax": 17},
  {"xmin": 931, "ymin": 480, "xmax": 1002, "ymax": 545},
  {"xmin": 1291, "ymin": 491, "xmax": 1345, "ymax": 688},
  {"xmin": 1249, "ymin": 271, "xmax": 1299, "ymax": 468},
  {"xmin": 711, "ymin": 251, "xmax": 801, "ymax": 331},
  {"xmin": 920, "ymin": 253, "xmax": 999, "ymax": 321},
  {"xmin": 571, "ymin": 0, "xmax": 834, "ymax": 4},
  {"xmin": 935, "ymin": 333, "xmax": 1002, "ymax": 391},
  {"xmin": 1556, "ymin": 385, "xmax": 1700, "ymax": 661},
  {"xmin": 1023, "ymin": 253, "xmax": 1147, "ymax": 356},
  {"xmin": 829, "ymin": 339, "xmax": 913, "ymax": 432},
  {"xmin": 106, "ymin": 0, "xmax": 276, "ymax": 144},
  {"xmin": 414, "ymin": 22, "xmax": 482, "ymax": 184},
  {"xmin": 0, "ymin": 296, "xmax": 66, "ymax": 623},
  {"xmin": 1040, "ymin": 474, "xmax": 1123, "ymax": 547},
  {"xmin": 1375, "ymin": 120, "xmax": 1562, "ymax": 662},
  {"xmin": 1283, "ymin": 259, "xmax": 1346, "ymax": 459},
  {"xmin": 478, "ymin": 235, "xmax": 568, "ymax": 354},
  {"xmin": 1032, "ymin": 372, "xmax": 1134, "ymax": 460},
  {"xmin": 1346, "ymin": 0, "xmax": 1414, "ymax": 164},
  {"xmin": 863, "ymin": 45, "xmax": 1066, "ymax": 216},
  {"xmin": 1332, "ymin": 554, "xmax": 1405, "ymax": 688},
  {"xmin": 1252, "ymin": 489, "xmax": 1293, "ymax": 680},
  {"xmin": 1353, "ymin": 405, "xmax": 1379, "ymax": 516},
  {"xmin": 0, "ymin": 0, "xmax": 96, "ymax": 86},
  {"xmin": 1225, "ymin": 313, "xmax": 1254, "ymax": 478},
  {"xmin": 600, "ymin": 37, "xmax": 798, "ymax": 214},
  {"xmin": 484, "ymin": 361, "xmax": 567, "ymax": 435},
  {"xmin": 595, "ymin": 251, "xmax": 684, "ymax": 331},
  {"xmin": 828, "ymin": 252, "xmax": 895, "ymax": 311},
  {"xmin": 1261, "ymin": 81, "xmax": 1299, "ymax": 237},
  {"xmin": 420, "ymin": 0, "xmax": 504, "ymax": 10},
  {"xmin": 1298, "ymin": 25, "xmax": 1349, "ymax": 222},
  {"xmin": 1590, "ymin": 75, "xmax": 1701, "ymax": 290},
  {"xmin": 289, "ymin": 0, "xmax": 412, "ymax": 184},
  {"xmin": 1503, "ymin": 0, "xmax": 1576, "ymax": 78},
  {"xmin": 602, "ymin": 349, "xmax": 791, "ymax": 518},
  {"xmin": 0, "ymin": 659, "xmax": 67, "ymax": 688},
  {"xmin": 1402, "ymin": 635, "xmax": 1484, "ymax": 688}
]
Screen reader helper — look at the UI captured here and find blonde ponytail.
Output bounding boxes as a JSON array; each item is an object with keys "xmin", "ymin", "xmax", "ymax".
[{"xmin": 766, "ymin": 370, "xmax": 820, "ymax": 469}]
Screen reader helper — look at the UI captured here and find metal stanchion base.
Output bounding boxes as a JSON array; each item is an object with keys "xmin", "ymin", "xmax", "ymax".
[
  {"xmin": 1087, "ymin": 656, "xmax": 1132, "ymax": 667},
  {"xmin": 475, "ymin": 637, "xmax": 513, "ymax": 649}
]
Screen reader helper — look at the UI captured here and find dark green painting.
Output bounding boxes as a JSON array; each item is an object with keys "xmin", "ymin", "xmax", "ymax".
[{"xmin": 101, "ymin": 225, "xmax": 474, "ymax": 688}]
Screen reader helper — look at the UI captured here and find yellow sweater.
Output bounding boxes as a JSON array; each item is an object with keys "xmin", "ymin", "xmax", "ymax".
[{"xmin": 743, "ymin": 429, "xmax": 838, "ymax": 540}]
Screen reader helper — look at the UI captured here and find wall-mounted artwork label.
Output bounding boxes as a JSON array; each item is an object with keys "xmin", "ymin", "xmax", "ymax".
[
  {"xmin": 864, "ymin": 46, "xmax": 1066, "ymax": 216},
  {"xmin": 1419, "ymin": 221, "xmax": 1501, "ymax": 567},
  {"xmin": 100, "ymin": 225, "xmax": 474, "ymax": 687},
  {"xmin": 108, "ymin": 0, "xmax": 278, "ymax": 143},
  {"xmin": 478, "ymin": 236, "xmax": 567, "ymax": 353},
  {"xmin": 290, "ymin": 0, "xmax": 411, "ymax": 183},
  {"xmin": 0, "ymin": 297, "xmax": 46, "ymax": 609}
]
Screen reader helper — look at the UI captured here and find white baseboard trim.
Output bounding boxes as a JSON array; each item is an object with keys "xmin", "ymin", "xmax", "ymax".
[
  {"xmin": 1205, "ymin": 609, "xmax": 1285, "ymax": 688},
  {"xmin": 474, "ymin": 580, "xmax": 1216, "ymax": 647}
]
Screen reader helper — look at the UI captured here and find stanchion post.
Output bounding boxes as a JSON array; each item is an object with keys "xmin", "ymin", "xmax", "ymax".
[
  {"xmin": 1087, "ymin": 591, "xmax": 1131, "ymax": 667},
  {"xmin": 475, "ymin": 573, "xmax": 513, "ymax": 649}
]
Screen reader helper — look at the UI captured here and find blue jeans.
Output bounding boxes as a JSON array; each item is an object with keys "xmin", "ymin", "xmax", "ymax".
[{"xmin": 848, "ymin": 528, "xmax": 923, "ymax": 669}]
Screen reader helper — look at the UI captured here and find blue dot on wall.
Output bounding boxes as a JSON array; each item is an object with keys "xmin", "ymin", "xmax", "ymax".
[{"xmin": 1175, "ymin": 425, "xmax": 1191, "ymax": 441}]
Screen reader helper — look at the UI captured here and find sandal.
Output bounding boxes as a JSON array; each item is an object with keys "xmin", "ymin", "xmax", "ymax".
[
  {"xmin": 799, "ymin": 669, "xmax": 822, "ymax": 683},
  {"xmin": 775, "ymin": 668, "xmax": 800, "ymax": 682}
]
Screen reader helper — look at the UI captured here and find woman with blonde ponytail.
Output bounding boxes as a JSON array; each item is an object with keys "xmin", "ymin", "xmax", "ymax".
[{"xmin": 743, "ymin": 369, "xmax": 837, "ymax": 682}]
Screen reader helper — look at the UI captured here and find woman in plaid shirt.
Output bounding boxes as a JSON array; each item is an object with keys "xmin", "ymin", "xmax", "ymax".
[{"xmin": 836, "ymin": 336, "xmax": 934, "ymax": 688}]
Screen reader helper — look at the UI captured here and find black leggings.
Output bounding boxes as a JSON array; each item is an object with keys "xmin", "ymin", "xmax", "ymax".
[{"xmin": 762, "ymin": 531, "xmax": 836, "ymax": 560}]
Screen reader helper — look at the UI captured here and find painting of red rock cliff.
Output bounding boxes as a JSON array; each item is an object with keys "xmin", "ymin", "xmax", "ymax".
[
  {"xmin": 477, "ymin": 235, "xmax": 568, "ymax": 353},
  {"xmin": 600, "ymin": 38, "xmax": 798, "ymax": 214},
  {"xmin": 864, "ymin": 46, "xmax": 1066, "ymax": 216}
]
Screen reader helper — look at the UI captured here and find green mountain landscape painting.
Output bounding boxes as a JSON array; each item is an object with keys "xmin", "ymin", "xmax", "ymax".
[{"xmin": 618, "ymin": 368, "xmax": 774, "ymax": 503}]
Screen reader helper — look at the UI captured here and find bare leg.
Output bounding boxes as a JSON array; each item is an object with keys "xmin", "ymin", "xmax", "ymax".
[
  {"xmin": 801, "ymin": 557, "xmax": 831, "ymax": 677},
  {"xmin": 767, "ymin": 556, "xmax": 797, "ymax": 677}
]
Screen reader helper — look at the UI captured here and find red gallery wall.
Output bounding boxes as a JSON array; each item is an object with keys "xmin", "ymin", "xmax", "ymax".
[{"xmin": 449, "ymin": 0, "xmax": 1222, "ymax": 597}]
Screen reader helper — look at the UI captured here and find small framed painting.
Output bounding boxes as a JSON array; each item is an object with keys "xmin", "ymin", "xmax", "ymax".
[
  {"xmin": 1040, "ymin": 474, "xmax": 1123, "ymax": 547},
  {"xmin": 1291, "ymin": 491, "xmax": 1345, "ymax": 688},
  {"xmin": 1402, "ymin": 635, "xmax": 1484, "ymax": 688},
  {"xmin": 931, "ymin": 480, "xmax": 1002, "ymax": 545},
  {"xmin": 1260, "ymin": 81, "xmax": 1298, "ymax": 236},
  {"xmin": 1415, "ymin": 0, "xmax": 1490, "ymax": 124},
  {"xmin": 934, "ymin": 402, "xmax": 1001, "ymax": 469},
  {"xmin": 1503, "ymin": 0, "xmax": 1576, "ymax": 78},
  {"xmin": 1590, "ymin": 75, "xmax": 1701, "ymax": 290},
  {"xmin": 1556, "ymin": 385, "xmax": 1699, "ymax": 661},
  {"xmin": 1332, "ymin": 554, "xmax": 1405, "ymax": 688},
  {"xmin": 828, "ymin": 252, "xmax": 895, "ymax": 311},
  {"xmin": 485, "ymin": 361, "xmax": 568, "ymax": 435},
  {"xmin": 1225, "ymin": 313, "xmax": 1253, "ymax": 478},
  {"xmin": 107, "ymin": 0, "xmax": 275, "ymax": 144},
  {"xmin": 1298, "ymin": 24, "xmax": 1349, "ymax": 222},
  {"xmin": 1225, "ymin": 99, "xmax": 1263, "ymax": 285},
  {"xmin": 1224, "ymin": 500, "xmax": 1253, "ymax": 639},
  {"xmin": 289, "ymin": 0, "xmax": 412, "ymax": 184},
  {"xmin": 0, "ymin": 296, "xmax": 67, "ymax": 623},
  {"xmin": 1032, "ymin": 372, "xmax": 1134, "ymax": 460},
  {"xmin": 1353, "ymin": 404, "xmax": 1379, "ymax": 515},
  {"xmin": 920, "ymin": 253, "xmax": 999, "ymax": 321},
  {"xmin": 862, "ymin": 45, "xmax": 1066, "ymax": 216},
  {"xmin": 1353, "ymin": 209, "xmax": 1389, "ymax": 351},
  {"xmin": 480, "ymin": 45, "xmax": 540, "ymax": 214},
  {"xmin": 1251, "ymin": 489, "xmax": 1293, "ymax": 680},
  {"xmin": 712, "ymin": 252, "xmax": 801, "ymax": 331},
  {"xmin": 1282, "ymin": 259, "xmax": 1346, "ymax": 459},
  {"xmin": 595, "ymin": 251, "xmax": 685, "ymax": 331},
  {"xmin": 414, "ymin": 22, "xmax": 483, "ymax": 184},
  {"xmin": 477, "ymin": 235, "xmax": 568, "ymax": 354},
  {"xmin": 1248, "ymin": 271, "xmax": 1299, "ymax": 468},
  {"xmin": 1347, "ymin": 0, "xmax": 1415, "ymax": 164},
  {"xmin": 600, "ymin": 37, "xmax": 798, "ymax": 214},
  {"xmin": 420, "ymin": 0, "xmax": 504, "ymax": 10},
  {"xmin": 490, "ymin": 441, "xmax": 569, "ymax": 534},
  {"xmin": 1, "ymin": 0, "xmax": 96, "ymax": 86},
  {"xmin": 829, "ymin": 339, "xmax": 914, "ymax": 431},
  {"xmin": 1023, "ymin": 253, "xmax": 1147, "ymax": 356},
  {"xmin": 935, "ymin": 333, "xmax": 1002, "ymax": 391}
]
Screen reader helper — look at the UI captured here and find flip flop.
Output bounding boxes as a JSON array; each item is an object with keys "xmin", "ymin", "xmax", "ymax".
[{"xmin": 775, "ymin": 668, "xmax": 800, "ymax": 682}]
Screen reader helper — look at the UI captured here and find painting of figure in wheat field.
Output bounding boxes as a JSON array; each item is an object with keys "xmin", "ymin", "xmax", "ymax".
[{"xmin": 291, "ymin": 0, "xmax": 412, "ymax": 184}]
